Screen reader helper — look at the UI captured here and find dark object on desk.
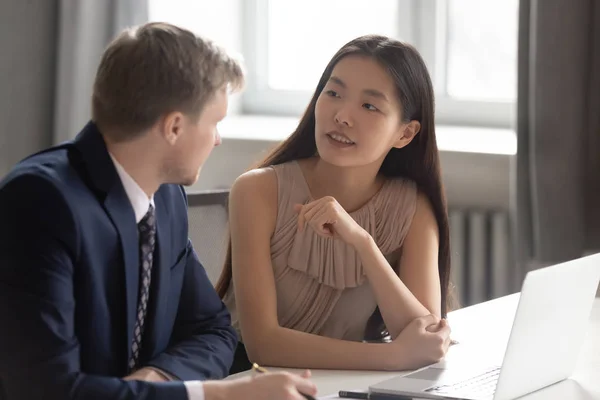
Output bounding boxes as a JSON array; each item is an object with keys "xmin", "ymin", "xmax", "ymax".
[
  {"xmin": 338, "ymin": 390, "xmax": 369, "ymax": 399},
  {"xmin": 339, "ymin": 390, "xmax": 413, "ymax": 399}
]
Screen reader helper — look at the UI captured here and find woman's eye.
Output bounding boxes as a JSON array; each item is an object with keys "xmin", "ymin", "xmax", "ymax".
[
  {"xmin": 363, "ymin": 103, "xmax": 378, "ymax": 111},
  {"xmin": 325, "ymin": 90, "xmax": 340, "ymax": 98}
]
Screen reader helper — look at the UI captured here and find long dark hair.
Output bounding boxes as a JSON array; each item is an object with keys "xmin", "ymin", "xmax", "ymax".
[{"xmin": 216, "ymin": 35, "xmax": 452, "ymax": 317}]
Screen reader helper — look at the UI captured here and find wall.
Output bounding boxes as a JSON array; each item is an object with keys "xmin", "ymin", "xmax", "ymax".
[{"xmin": 0, "ymin": 0, "xmax": 57, "ymax": 177}]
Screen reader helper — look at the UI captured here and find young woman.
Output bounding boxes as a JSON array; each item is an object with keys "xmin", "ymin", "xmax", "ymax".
[{"xmin": 216, "ymin": 35, "xmax": 453, "ymax": 374}]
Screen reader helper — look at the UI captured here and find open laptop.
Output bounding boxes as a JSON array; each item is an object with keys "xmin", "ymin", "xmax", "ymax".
[{"xmin": 369, "ymin": 253, "xmax": 600, "ymax": 400}]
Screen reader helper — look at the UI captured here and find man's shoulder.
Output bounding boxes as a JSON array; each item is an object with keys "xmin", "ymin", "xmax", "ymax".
[
  {"xmin": 0, "ymin": 146, "xmax": 81, "ymax": 248},
  {"xmin": 1, "ymin": 145, "xmax": 72, "ymax": 192},
  {"xmin": 0, "ymin": 143, "xmax": 93, "ymax": 224}
]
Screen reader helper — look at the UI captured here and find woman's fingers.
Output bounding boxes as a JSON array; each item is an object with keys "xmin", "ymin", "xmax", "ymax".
[
  {"xmin": 306, "ymin": 205, "xmax": 334, "ymax": 236},
  {"xmin": 295, "ymin": 201, "xmax": 320, "ymax": 232},
  {"xmin": 296, "ymin": 200, "xmax": 335, "ymax": 235}
]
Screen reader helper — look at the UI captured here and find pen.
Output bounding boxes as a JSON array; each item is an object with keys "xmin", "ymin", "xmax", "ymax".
[{"xmin": 252, "ymin": 363, "xmax": 317, "ymax": 400}]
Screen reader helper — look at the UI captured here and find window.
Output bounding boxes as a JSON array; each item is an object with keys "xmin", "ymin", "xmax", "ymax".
[
  {"xmin": 266, "ymin": 0, "xmax": 401, "ymax": 91},
  {"xmin": 148, "ymin": 0, "xmax": 519, "ymax": 129},
  {"xmin": 243, "ymin": 0, "xmax": 519, "ymax": 128},
  {"xmin": 446, "ymin": 0, "xmax": 518, "ymax": 102}
]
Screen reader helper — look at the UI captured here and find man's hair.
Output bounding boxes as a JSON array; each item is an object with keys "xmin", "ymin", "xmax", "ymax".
[{"xmin": 92, "ymin": 22, "xmax": 244, "ymax": 141}]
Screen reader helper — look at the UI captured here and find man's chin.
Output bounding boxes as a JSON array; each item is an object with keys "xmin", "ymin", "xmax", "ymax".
[
  {"xmin": 180, "ymin": 169, "xmax": 201, "ymax": 186},
  {"xmin": 164, "ymin": 167, "xmax": 202, "ymax": 187}
]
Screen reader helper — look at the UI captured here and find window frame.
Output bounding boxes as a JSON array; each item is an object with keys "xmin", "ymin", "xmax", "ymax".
[{"xmin": 241, "ymin": 0, "xmax": 515, "ymax": 129}]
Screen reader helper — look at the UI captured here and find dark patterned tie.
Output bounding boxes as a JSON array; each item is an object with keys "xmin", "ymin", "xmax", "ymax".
[{"xmin": 128, "ymin": 204, "xmax": 156, "ymax": 371}]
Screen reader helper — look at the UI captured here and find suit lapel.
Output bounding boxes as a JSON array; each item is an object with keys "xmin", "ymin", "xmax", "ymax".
[{"xmin": 104, "ymin": 188, "xmax": 139, "ymax": 363}]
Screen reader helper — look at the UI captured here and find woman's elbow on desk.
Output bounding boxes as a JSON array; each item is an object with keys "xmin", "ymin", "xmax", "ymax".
[{"xmin": 239, "ymin": 325, "xmax": 283, "ymax": 366}]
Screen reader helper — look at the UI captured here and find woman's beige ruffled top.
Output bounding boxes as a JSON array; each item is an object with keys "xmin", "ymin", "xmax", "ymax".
[{"xmin": 223, "ymin": 160, "xmax": 417, "ymax": 341}]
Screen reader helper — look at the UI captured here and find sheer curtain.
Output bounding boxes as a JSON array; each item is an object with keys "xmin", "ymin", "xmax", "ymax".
[{"xmin": 53, "ymin": 0, "xmax": 149, "ymax": 143}]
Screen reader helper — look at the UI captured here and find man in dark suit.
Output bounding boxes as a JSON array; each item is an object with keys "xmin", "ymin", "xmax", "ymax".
[{"xmin": 0, "ymin": 22, "xmax": 316, "ymax": 400}]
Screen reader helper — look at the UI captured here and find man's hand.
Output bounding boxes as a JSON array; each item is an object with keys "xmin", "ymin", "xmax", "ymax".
[
  {"xmin": 123, "ymin": 367, "xmax": 170, "ymax": 382},
  {"xmin": 204, "ymin": 370, "xmax": 318, "ymax": 400}
]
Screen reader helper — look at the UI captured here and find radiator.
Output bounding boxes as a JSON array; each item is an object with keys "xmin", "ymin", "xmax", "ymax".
[{"xmin": 449, "ymin": 209, "xmax": 513, "ymax": 307}]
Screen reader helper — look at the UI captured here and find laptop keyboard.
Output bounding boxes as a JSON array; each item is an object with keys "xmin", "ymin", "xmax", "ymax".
[{"xmin": 424, "ymin": 366, "xmax": 501, "ymax": 400}]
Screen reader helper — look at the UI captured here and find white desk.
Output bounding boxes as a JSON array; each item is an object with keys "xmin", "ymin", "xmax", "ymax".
[{"xmin": 229, "ymin": 294, "xmax": 600, "ymax": 399}]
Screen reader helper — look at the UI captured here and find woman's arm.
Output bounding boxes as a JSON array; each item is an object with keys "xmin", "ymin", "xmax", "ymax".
[
  {"xmin": 354, "ymin": 192, "xmax": 441, "ymax": 339},
  {"xmin": 229, "ymin": 169, "xmax": 399, "ymax": 370}
]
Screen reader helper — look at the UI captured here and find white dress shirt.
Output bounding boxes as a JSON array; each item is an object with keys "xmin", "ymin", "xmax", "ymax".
[{"xmin": 110, "ymin": 155, "xmax": 205, "ymax": 400}]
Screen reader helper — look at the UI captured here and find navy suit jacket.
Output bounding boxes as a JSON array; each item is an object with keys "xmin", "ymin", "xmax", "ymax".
[{"xmin": 0, "ymin": 122, "xmax": 237, "ymax": 400}]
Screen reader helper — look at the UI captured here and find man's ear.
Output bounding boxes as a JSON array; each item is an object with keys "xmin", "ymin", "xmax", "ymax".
[
  {"xmin": 160, "ymin": 111, "xmax": 185, "ymax": 145},
  {"xmin": 392, "ymin": 120, "xmax": 421, "ymax": 149}
]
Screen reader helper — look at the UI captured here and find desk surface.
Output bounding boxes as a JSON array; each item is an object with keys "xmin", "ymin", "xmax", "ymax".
[{"xmin": 229, "ymin": 295, "xmax": 600, "ymax": 399}]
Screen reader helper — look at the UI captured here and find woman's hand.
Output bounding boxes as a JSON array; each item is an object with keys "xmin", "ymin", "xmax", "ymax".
[
  {"xmin": 294, "ymin": 196, "xmax": 369, "ymax": 248},
  {"xmin": 386, "ymin": 314, "xmax": 452, "ymax": 370}
]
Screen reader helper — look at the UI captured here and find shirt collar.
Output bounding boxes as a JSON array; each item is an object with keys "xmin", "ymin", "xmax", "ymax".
[{"xmin": 109, "ymin": 154, "xmax": 155, "ymax": 224}]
